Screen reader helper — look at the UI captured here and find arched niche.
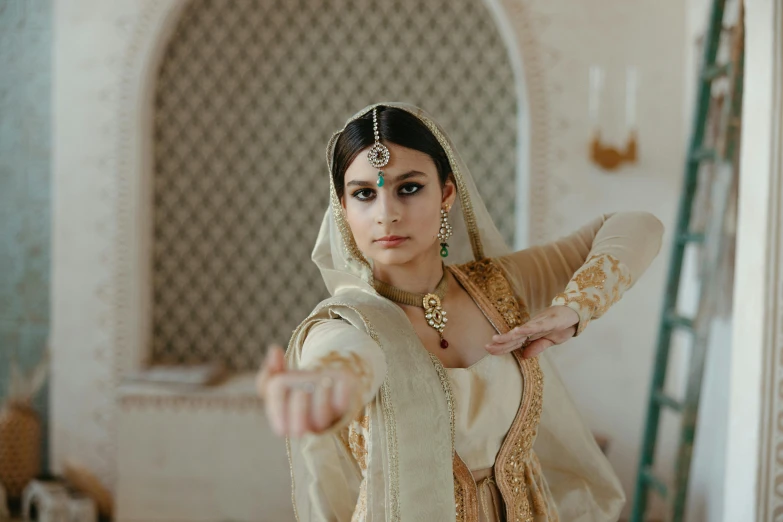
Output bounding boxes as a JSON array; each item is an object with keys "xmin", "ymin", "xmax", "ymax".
[
  {"xmin": 51, "ymin": 0, "xmax": 550, "ymax": 490},
  {"xmin": 147, "ymin": 0, "xmax": 529, "ymax": 371}
]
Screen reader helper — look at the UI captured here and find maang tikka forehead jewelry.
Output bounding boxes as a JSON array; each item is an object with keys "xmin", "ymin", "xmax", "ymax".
[{"xmin": 367, "ymin": 107, "xmax": 390, "ymax": 187}]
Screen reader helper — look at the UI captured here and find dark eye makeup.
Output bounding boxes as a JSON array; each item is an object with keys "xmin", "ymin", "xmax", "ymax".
[{"xmin": 351, "ymin": 182, "xmax": 424, "ymax": 201}]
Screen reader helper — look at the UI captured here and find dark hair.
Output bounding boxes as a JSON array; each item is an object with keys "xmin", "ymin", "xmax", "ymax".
[{"xmin": 331, "ymin": 106, "xmax": 452, "ymax": 199}]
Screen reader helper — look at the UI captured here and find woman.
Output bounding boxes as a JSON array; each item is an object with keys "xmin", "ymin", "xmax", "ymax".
[{"xmin": 257, "ymin": 102, "xmax": 663, "ymax": 521}]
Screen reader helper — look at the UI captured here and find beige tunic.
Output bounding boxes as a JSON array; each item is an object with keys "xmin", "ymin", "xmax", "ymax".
[{"xmin": 298, "ymin": 211, "xmax": 664, "ymax": 520}]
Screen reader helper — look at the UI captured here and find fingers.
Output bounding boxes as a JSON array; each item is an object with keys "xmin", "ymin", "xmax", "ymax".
[
  {"xmin": 489, "ymin": 314, "xmax": 552, "ymax": 346},
  {"xmin": 486, "ymin": 326, "xmax": 532, "ymax": 354},
  {"xmin": 486, "ymin": 306, "xmax": 579, "ymax": 354},
  {"xmin": 487, "ymin": 321, "xmax": 578, "ymax": 356},
  {"xmin": 256, "ymin": 345, "xmax": 287, "ymax": 400},
  {"xmin": 265, "ymin": 375, "xmax": 289, "ymax": 436},
  {"xmin": 521, "ymin": 337, "xmax": 554, "ymax": 359},
  {"xmin": 266, "ymin": 344, "xmax": 286, "ymax": 372},
  {"xmin": 289, "ymin": 387, "xmax": 311, "ymax": 438},
  {"xmin": 489, "ymin": 325, "xmax": 532, "ymax": 346},
  {"xmin": 487, "ymin": 324, "xmax": 554, "ymax": 354},
  {"xmin": 264, "ymin": 371, "xmax": 356, "ymax": 438},
  {"xmin": 311, "ymin": 380, "xmax": 336, "ymax": 432},
  {"xmin": 486, "ymin": 331, "xmax": 536, "ymax": 355}
]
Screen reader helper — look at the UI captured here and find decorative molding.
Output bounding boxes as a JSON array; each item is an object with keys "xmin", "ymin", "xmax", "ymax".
[
  {"xmin": 51, "ymin": 0, "xmax": 190, "ymax": 488},
  {"xmin": 105, "ymin": 0, "xmax": 190, "ymax": 488},
  {"xmin": 119, "ymin": 395, "xmax": 262, "ymax": 412},
  {"xmin": 504, "ymin": 0, "xmax": 553, "ymax": 244}
]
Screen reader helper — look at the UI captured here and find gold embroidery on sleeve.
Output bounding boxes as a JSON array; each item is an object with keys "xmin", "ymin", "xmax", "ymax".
[
  {"xmin": 572, "ymin": 261, "xmax": 607, "ymax": 290},
  {"xmin": 348, "ymin": 413, "xmax": 371, "ymax": 471},
  {"xmin": 311, "ymin": 350, "xmax": 373, "ymax": 394},
  {"xmin": 553, "ymin": 253, "xmax": 632, "ymax": 334}
]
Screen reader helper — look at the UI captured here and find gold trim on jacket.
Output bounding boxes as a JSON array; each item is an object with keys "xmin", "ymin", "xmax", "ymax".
[{"xmin": 450, "ymin": 259, "xmax": 553, "ymax": 522}]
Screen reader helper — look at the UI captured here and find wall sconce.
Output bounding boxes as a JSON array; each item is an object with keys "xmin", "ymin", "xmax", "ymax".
[{"xmin": 588, "ymin": 66, "xmax": 638, "ymax": 171}]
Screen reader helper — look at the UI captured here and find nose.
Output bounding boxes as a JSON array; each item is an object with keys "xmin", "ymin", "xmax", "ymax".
[{"xmin": 375, "ymin": 190, "xmax": 400, "ymax": 225}]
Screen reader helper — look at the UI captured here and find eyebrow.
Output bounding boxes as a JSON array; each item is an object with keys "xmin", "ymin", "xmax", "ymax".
[{"xmin": 346, "ymin": 170, "xmax": 427, "ymax": 187}]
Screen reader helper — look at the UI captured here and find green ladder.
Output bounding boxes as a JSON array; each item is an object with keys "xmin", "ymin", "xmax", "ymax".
[{"xmin": 630, "ymin": 0, "xmax": 744, "ymax": 520}]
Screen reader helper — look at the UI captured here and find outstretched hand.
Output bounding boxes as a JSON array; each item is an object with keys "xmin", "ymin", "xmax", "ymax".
[
  {"xmin": 484, "ymin": 305, "xmax": 580, "ymax": 358},
  {"xmin": 256, "ymin": 345, "xmax": 359, "ymax": 438}
]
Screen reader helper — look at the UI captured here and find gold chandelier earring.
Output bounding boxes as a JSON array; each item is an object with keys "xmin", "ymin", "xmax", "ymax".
[{"xmin": 437, "ymin": 206, "xmax": 453, "ymax": 258}]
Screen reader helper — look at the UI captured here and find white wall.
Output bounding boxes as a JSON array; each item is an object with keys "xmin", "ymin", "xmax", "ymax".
[
  {"xmin": 51, "ymin": 0, "xmax": 187, "ymax": 487},
  {"xmin": 522, "ymin": 1, "xmax": 687, "ymax": 518},
  {"xmin": 115, "ymin": 377, "xmax": 293, "ymax": 522},
  {"xmin": 725, "ymin": 1, "xmax": 782, "ymax": 519}
]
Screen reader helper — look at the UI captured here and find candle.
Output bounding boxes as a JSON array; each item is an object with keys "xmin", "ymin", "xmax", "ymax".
[
  {"xmin": 626, "ymin": 66, "xmax": 637, "ymax": 129},
  {"xmin": 589, "ymin": 66, "xmax": 604, "ymax": 129}
]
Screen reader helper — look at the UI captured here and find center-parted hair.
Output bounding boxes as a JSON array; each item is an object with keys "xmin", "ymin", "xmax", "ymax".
[{"xmin": 331, "ymin": 106, "xmax": 452, "ymax": 199}]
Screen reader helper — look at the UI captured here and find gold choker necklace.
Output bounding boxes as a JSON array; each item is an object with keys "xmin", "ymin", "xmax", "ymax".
[{"xmin": 374, "ymin": 271, "xmax": 450, "ymax": 349}]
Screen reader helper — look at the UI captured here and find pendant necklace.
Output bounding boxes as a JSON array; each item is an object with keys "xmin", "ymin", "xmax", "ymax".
[
  {"xmin": 374, "ymin": 271, "xmax": 450, "ymax": 349},
  {"xmin": 366, "ymin": 106, "xmax": 450, "ymax": 348}
]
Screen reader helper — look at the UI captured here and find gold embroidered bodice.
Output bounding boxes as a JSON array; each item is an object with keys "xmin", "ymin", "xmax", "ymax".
[{"xmin": 449, "ymin": 258, "xmax": 549, "ymax": 522}]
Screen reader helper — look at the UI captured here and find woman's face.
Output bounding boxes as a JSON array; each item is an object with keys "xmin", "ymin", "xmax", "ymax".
[{"xmin": 341, "ymin": 142, "xmax": 456, "ymax": 267}]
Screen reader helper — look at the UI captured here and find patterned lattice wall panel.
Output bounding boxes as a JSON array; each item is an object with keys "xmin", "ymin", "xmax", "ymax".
[{"xmin": 152, "ymin": 0, "xmax": 517, "ymax": 370}]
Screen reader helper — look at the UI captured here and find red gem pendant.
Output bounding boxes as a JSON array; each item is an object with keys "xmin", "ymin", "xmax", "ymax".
[{"xmin": 440, "ymin": 338, "xmax": 449, "ymax": 349}]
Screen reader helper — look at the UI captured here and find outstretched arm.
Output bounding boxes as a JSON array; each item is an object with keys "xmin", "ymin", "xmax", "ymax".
[{"xmin": 257, "ymin": 319, "xmax": 386, "ymax": 438}]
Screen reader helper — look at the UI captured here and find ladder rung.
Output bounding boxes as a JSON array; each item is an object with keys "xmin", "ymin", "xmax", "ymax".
[
  {"xmin": 641, "ymin": 467, "xmax": 669, "ymax": 498},
  {"xmin": 689, "ymin": 148, "xmax": 717, "ymax": 162},
  {"xmin": 677, "ymin": 232, "xmax": 705, "ymax": 244},
  {"xmin": 653, "ymin": 390, "xmax": 684, "ymax": 412},
  {"xmin": 666, "ymin": 313, "xmax": 694, "ymax": 330},
  {"xmin": 702, "ymin": 63, "xmax": 730, "ymax": 80}
]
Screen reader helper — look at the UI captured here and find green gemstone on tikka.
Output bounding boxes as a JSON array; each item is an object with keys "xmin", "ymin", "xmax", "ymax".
[{"xmin": 377, "ymin": 171, "xmax": 385, "ymax": 187}]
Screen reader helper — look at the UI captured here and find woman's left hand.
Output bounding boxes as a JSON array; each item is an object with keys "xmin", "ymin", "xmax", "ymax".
[{"xmin": 485, "ymin": 305, "xmax": 580, "ymax": 358}]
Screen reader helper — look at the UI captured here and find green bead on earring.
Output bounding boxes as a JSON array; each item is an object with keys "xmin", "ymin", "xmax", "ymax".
[
  {"xmin": 436, "ymin": 207, "xmax": 453, "ymax": 258},
  {"xmin": 377, "ymin": 171, "xmax": 385, "ymax": 187}
]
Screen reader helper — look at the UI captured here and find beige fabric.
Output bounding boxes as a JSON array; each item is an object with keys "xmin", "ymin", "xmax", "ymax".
[
  {"xmin": 476, "ymin": 475, "xmax": 505, "ymax": 522},
  {"xmin": 300, "ymin": 318, "xmax": 387, "ymax": 423},
  {"xmin": 287, "ymin": 102, "xmax": 505, "ymax": 522},
  {"xmin": 302, "ymin": 330, "xmax": 522, "ymax": 476},
  {"xmin": 285, "ymin": 101, "xmax": 663, "ymax": 522},
  {"xmin": 299, "ymin": 212, "xmax": 663, "ymax": 469},
  {"xmin": 447, "ymin": 353, "xmax": 522, "ymax": 472},
  {"xmin": 495, "ymin": 212, "xmax": 663, "ymax": 332}
]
